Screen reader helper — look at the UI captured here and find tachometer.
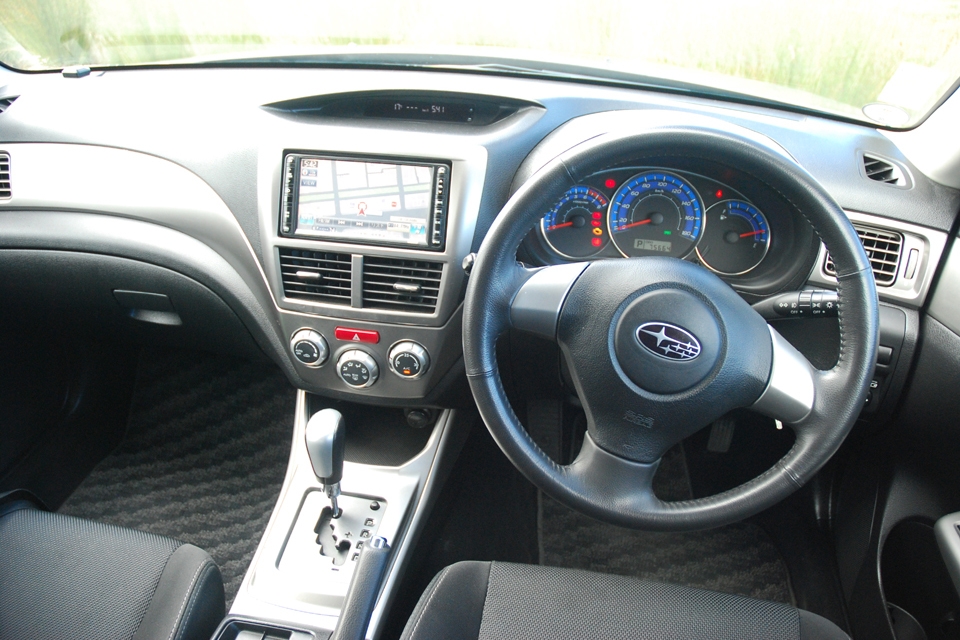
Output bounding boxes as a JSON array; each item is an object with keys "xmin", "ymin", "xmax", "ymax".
[
  {"xmin": 608, "ymin": 172, "xmax": 703, "ymax": 258},
  {"xmin": 540, "ymin": 186, "xmax": 610, "ymax": 259},
  {"xmin": 695, "ymin": 200, "xmax": 771, "ymax": 275}
]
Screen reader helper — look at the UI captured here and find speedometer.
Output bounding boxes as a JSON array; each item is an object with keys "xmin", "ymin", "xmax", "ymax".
[{"xmin": 608, "ymin": 172, "xmax": 704, "ymax": 259}]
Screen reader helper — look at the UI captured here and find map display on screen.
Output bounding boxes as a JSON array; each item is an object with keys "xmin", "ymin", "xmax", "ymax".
[{"xmin": 294, "ymin": 157, "xmax": 435, "ymax": 246}]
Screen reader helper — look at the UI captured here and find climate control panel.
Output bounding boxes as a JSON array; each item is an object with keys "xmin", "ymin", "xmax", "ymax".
[{"xmin": 289, "ymin": 324, "xmax": 434, "ymax": 392}]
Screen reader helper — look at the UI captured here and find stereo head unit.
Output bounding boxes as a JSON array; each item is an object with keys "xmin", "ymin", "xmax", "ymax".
[{"xmin": 280, "ymin": 153, "xmax": 450, "ymax": 250}]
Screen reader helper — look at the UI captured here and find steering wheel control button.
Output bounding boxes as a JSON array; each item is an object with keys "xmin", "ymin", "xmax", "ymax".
[
  {"xmin": 337, "ymin": 350, "xmax": 379, "ymax": 388},
  {"xmin": 636, "ymin": 323, "xmax": 701, "ymax": 361},
  {"xmin": 334, "ymin": 327, "xmax": 380, "ymax": 344},
  {"xmin": 388, "ymin": 341, "xmax": 430, "ymax": 379},
  {"xmin": 614, "ymin": 289, "xmax": 721, "ymax": 395},
  {"xmin": 290, "ymin": 329, "xmax": 329, "ymax": 368}
]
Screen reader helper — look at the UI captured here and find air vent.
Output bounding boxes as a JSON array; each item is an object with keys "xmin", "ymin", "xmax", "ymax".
[
  {"xmin": 0, "ymin": 96, "xmax": 17, "ymax": 114},
  {"xmin": 862, "ymin": 153, "xmax": 907, "ymax": 187},
  {"xmin": 279, "ymin": 248, "xmax": 352, "ymax": 305},
  {"xmin": 824, "ymin": 225, "xmax": 903, "ymax": 286},
  {"xmin": 362, "ymin": 257, "xmax": 443, "ymax": 313},
  {"xmin": 0, "ymin": 152, "xmax": 10, "ymax": 199}
]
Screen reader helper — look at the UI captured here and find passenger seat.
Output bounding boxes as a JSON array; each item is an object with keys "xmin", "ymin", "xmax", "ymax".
[{"xmin": 0, "ymin": 499, "xmax": 225, "ymax": 640}]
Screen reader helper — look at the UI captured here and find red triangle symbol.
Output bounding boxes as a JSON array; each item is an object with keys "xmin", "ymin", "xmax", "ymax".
[{"xmin": 352, "ymin": 334, "xmax": 361, "ymax": 341}]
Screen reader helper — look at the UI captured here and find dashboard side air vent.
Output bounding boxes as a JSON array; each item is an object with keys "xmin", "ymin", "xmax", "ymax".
[
  {"xmin": 862, "ymin": 153, "xmax": 907, "ymax": 187},
  {"xmin": 0, "ymin": 96, "xmax": 17, "ymax": 114},
  {"xmin": 362, "ymin": 257, "xmax": 443, "ymax": 313},
  {"xmin": 824, "ymin": 225, "xmax": 903, "ymax": 286},
  {"xmin": 279, "ymin": 248, "xmax": 352, "ymax": 305},
  {"xmin": 0, "ymin": 152, "xmax": 10, "ymax": 199}
]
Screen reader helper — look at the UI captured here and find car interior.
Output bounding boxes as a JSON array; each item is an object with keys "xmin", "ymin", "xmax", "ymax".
[{"xmin": 1, "ymin": 6, "xmax": 960, "ymax": 639}]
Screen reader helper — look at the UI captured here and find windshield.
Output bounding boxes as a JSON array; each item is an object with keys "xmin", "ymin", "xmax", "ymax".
[{"xmin": 1, "ymin": 0, "xmax": 959, "ymax": 128}]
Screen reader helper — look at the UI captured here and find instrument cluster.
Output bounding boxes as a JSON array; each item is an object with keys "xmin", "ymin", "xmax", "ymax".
[{"xmin": 537, "ymin": 167, "xmax": 771, "ymax": 276}]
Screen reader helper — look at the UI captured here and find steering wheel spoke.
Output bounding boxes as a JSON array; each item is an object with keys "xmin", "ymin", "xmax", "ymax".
[
  {"xmin": 750, "ymin": 325, "xmax": 817, "ymax": 425},
  {"xmin": 510, "ymin": 262, "xmax": 589, "ymax": 340}
]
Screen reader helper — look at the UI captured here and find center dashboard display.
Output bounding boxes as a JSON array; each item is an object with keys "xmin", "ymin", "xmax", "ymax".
[{"xmin": 280, "ymin": 153, "xmax": 450, "ymax": 250}]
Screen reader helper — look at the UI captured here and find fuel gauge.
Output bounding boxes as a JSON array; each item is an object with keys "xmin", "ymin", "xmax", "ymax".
[
  {"xmin": 696, "ymin": 200, "xmax": 770, "ymax": 275},
  {"xmin": 540, "ymin": 186, "xmax": 610, "ymax": 259}
]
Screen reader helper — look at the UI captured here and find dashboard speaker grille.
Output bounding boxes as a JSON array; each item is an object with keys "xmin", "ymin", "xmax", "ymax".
[
  {"xmin": 362, "ymin": 256, "xmax": 442, "ymax": 313},
  {"xmin": 279, "ymin": 248, "xmax": 352, "ymax": 304},
  {"xmin": 0, "ymin": 152, "xmax": 10, "ymax": 199},
  {"xmin": 824, "ymin": 224, "xmax": 903, "ymax": 286}
]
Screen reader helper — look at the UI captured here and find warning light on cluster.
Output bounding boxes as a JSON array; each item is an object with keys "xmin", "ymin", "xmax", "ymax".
[
  {"xmin": 592, "ymin": 211, "xmax": 602, "ymax": 219},
  {"xmin": 605, "ymin": 178, "xmax": 617, "ymax": 189},
  {"xmin": 591, "ymin": 237, "xmax": 603, "ymax": 247},
  {"xmin": 715, "ymin": 189, "xmax": 724, "ymax": 199}
]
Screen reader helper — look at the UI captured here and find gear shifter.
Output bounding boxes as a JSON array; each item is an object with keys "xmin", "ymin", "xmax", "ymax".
[{"xmin": 305, "ymin": 408, "xmax": 346, "ymax": 517}]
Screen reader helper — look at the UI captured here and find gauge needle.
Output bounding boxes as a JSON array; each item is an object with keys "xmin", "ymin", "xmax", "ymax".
[
  {"xmin": 739, "ymin": 230, "xmax": 766, "ymax": 238},
  {"xmin": 546, "ymin": 221, "xmax": 574, "ymax": 231},
  {"xmin": 621, "ymin": 218, "xmax": 653, "ymax": 229}
]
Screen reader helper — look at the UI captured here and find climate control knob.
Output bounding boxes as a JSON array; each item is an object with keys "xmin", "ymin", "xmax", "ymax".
[
  {"xmin": 290, "ymin": 329, "xmax": 328, "ymax": 368},
  {"xmin": 337, "ymin": 350, "xmax": 379, "ymax": 388},
  {"xmin": 388, "ymin": 341, "xmax": 430, "ymax": 380}
]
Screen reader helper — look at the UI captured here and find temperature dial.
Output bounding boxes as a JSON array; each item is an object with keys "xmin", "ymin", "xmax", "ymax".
[
  {"xmin": 290, "ymin": 329, "xmax": 329, "ymax": 368},
  {"xmin": 337, "ymin": 350, "xmax": 379, "ymax": 388},
  {"xmin": 388, "ymin": 341, "xmax": 430, "ymax": 380}
]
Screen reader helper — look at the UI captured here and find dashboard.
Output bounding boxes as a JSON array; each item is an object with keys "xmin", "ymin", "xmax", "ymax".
[{"xmin": 0, "ymin": 65, "xmax": 955, "ymax": 414}]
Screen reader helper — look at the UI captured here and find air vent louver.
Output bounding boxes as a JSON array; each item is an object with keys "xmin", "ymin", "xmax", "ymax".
[
  {"xmin": 862, "ymin": 153, "xmax": 906, "ymax": 186},
  {"xmin": 0, "ymin": 152, "xmax": 10, "ymax": 199},
  {"xmin": 279, "ymin": 248, "xmax": 352, "ymax": 305},
  {"xmin": 0, "ymin": 96, "xmax": 17, "ymax": 114},
  {"xmin": 362, "ymin": 257, "xmax": 442, "ymax": 313},
  {"xmin": 824, "ymin": 225, "xmax": 903, "ymax": 286}
]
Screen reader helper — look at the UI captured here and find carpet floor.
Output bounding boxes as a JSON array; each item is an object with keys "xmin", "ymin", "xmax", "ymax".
[
  {"xmin": 59, "ymin": 348, "xmax": 296, "ymax": 607},
  {"xmin": 538, "ymin": 445, "xmax": 794, "ymax": 603}
]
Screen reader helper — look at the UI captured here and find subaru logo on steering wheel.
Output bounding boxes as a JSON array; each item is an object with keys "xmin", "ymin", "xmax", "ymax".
[{"xmin": 636, "ymin": 322, "xmax": 702, "ymax": 361}]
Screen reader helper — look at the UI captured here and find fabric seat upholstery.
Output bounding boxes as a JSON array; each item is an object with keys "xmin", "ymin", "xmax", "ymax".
[
  {"xmin": 400, "ymin": 561, "xmax": 849, "ymax": 640},
  {"xmin": 0, "ymin": 505, "xmax": 225, "ymax": 640}
]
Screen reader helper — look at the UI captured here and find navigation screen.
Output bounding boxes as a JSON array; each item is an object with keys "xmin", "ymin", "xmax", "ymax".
[{"xmin": 294, "ymin": 157, "xmax": 435, "ymax": 246}]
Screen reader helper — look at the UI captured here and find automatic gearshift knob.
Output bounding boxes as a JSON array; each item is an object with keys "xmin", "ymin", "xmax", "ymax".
[{"xmin": 306, "ymin": 408, "xmax": 346, "ymax": 485}]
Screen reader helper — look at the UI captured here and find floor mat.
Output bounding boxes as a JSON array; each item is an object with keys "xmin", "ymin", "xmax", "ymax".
[
  {"xmin": 59, "ymin": 348, "xmax": 296, "ymax": 607},
  {"xmin": 538, "ymin": 446, "xmax": 794, "ymax": 604}
]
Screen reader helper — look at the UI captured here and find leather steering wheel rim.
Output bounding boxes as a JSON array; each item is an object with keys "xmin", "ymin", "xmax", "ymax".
[{"xmin": 463, "ymin": 115, "xmax": 879, "ymax": 531}]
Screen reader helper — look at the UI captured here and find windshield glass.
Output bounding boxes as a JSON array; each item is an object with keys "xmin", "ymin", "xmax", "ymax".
[{"xmin": 1, "ymin": 0, "xmax": 959, "ymax": 128}]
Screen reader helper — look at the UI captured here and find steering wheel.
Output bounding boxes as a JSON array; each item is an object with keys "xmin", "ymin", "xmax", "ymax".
[{"xmin": 463, "ymin": 116, "xmax": 879, "ymax": 531}]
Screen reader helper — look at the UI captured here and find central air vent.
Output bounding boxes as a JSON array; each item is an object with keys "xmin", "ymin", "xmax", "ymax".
[
  {"xmin": 0, "ymin": 96, "xmax": 17, "ymax": 114},
  {"xmin": 362, "ymin": 257, "xmax": 442, "ymax": 313},
  {"xmin": 279, "ymin": 248, "xmax": 352, "ymax": 305},
  {"xmin": 824, "ymin": 225, "xmax": 903, "ymax": 286},
  {"xmin": 0, "ymin": 152, "xmax": 10, "ymax": 199},
  {"xmin": 862, "ymin": 153, "xmax": 907, "ymax": 187}
]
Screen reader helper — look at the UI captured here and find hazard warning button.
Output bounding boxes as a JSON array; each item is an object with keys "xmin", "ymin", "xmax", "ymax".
[{"xmin": 334, "ymin": 327, "xmax": 380, "ymax": 344}]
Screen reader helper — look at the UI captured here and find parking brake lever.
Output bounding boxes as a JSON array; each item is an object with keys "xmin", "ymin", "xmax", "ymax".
[
  {"xmin": 330, "ymin": 537, "xmax": 391, "ymax": 640},
  {"xmin": 306, "ymin": 408, "xmax": 346, "ymax": 517}
]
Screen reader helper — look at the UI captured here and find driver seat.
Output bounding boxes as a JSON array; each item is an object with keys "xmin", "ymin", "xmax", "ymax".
[{"xmin": 400, "ymin": 561, "xmax": 849, "ymax": 640}]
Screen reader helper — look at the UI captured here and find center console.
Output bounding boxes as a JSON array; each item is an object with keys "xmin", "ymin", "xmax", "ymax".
[{"xmin": 256, "ymin": 133, "xmax": 488, "ymax": 405}]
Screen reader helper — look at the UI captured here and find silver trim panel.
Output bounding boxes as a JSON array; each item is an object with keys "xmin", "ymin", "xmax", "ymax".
[
  {"xmin": 808, "ymin": 210, "xmax": 947, "ymax": 309},
  {"xmin": 257, "ymin": 133, "xmax": 488, "ymax": 329},
  {"xmin": 230, "ymin": 391, "xmax": 462, "ymax": 639},
  {"xmin": 751, "ymin": 325, "xmax": 816, "ymax": 424}
]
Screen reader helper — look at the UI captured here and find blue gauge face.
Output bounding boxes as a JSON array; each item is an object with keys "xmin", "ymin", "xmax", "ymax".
[
  {"xmin": 696, "ymin": 199, "xmax": 771, "ymax": 275},
  {"xmin": 608, "ymin": 172, "xmax": 703, "ymax": 258},
  {"xmin": 540, "ymin": 186, "xmax": 610, "ymax": 259}
]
